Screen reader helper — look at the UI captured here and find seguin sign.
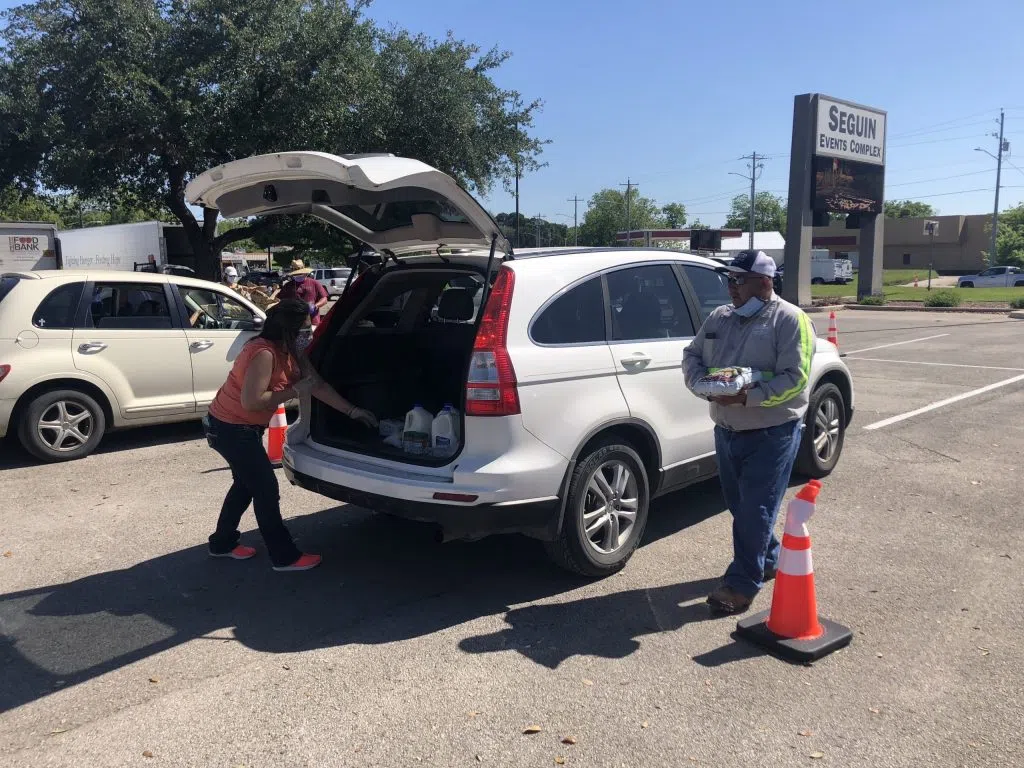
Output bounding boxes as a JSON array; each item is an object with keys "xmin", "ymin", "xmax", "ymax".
[{"xmin": 815, "ymin": 96, "xmax": 886, "ymax": 167}]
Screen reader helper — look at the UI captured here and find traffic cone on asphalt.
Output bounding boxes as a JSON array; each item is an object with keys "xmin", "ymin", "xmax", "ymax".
[
  {"xmin": 266, "ymin": 405, "xmax": 287, "ymax": 467},
  {"xmin": 827, "ymin": 311, "xmax": 839, "ymax": 348},
  {"xmin": 735, "ymin": 480, "xmax": 853, "ymax": 663}
]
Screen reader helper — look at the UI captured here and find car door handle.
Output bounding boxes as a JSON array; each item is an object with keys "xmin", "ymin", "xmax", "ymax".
[
  {"xmin": 190, "ymin": 340, "xmax": 214, "ymax": 352},
  {"xmin": 77, "ymin": 342, "xmax": 108, "ymax": 354},
  {"xmin": 620, "ymin": 353, "xmax": 652, "ymax": 366}
]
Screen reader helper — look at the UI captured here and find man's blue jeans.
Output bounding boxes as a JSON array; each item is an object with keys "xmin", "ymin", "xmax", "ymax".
[{"xmin": 714, "ymin": 419, "xmax": 804, "ymax": 598}]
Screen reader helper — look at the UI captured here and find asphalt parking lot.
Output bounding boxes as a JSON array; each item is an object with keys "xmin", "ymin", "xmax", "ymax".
[{"xmin": 2, "ymin": 310, "xmax": 1023, "ymax": 767}]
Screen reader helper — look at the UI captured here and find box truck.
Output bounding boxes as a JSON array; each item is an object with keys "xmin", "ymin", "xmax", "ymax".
[{"xmin": 0, "ymin": 221, "xmax": 61, "ymax": 271}]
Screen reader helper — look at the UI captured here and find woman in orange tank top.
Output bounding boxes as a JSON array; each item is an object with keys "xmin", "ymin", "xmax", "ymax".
[{"xmin": 205, "ymin": 299, "xmax": 377, "ymax": 571}]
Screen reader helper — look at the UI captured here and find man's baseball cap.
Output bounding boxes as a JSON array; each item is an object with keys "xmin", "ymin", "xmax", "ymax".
[{"xmin": 725, "ymin": 249, "xmax": 776, "ymax": 279}]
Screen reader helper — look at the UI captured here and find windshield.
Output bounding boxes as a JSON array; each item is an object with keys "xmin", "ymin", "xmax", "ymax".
[{"xmin": 323, "ymin": 268, "xmax": 350, "ymax": 279}]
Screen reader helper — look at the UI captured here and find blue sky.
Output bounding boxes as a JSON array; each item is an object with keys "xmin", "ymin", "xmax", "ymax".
[
  {"xmin": 3, "ymin": 0, "xmax": 1023, "ymax": 227},
  {"xmin": 364, "ymin": 0, "xmax": 1024, "ymax": 225}
]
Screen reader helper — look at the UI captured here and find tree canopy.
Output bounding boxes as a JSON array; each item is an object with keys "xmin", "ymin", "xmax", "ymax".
[
  {"xmin": 574, "ymin": 188, "xmax": 686, "ymax": 247},
  {"xmin": 0, "ymin": 187, "xmax": 171, "ymax": 229},
  {"xmin": 884, "ymin": 200, "xmax": 937, "ymax": 219},
  {"xmin": 990, "ymin": 203, "xmax": 1024, "ymax": 268},
  {"xmin": 724, "ymin": 192, "xmax": 787, "ymax": 234},
  {"xmin": 0, "ymin": 0, "xmax": 544, "ymax": 277}
]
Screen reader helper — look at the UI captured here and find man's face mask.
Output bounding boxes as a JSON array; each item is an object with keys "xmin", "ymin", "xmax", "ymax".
[
  {"xmin": 732, "ymin": 296, "xmax": 766, "ymax": 318},
  {"xmin": 225, "ymin": 274, "xmax": 238, "ymax": 285},
  {"xmin": 292, "ymin": 275, "xmax": 306, "ymax": 284}
]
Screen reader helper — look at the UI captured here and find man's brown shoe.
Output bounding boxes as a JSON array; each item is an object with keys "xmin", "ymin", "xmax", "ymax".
[{"xmin": 706, "ymin": 584, "xmax": 754, "ymax": 615}]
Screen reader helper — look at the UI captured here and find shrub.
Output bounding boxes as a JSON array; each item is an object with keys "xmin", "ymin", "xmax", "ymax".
[
  {"xmin": 859, "ymin": 295, "xmax": 885, "ymax": 306},
  {"xmin": 923, "ymin": 289, "xmax": 962, "ymax": 308},
  {"xmin": 1010, "ymin": 297, "xmax": 1024, "ymax": 310}
]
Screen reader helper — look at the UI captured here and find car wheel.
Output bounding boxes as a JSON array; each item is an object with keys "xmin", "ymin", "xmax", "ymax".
[
  {"xmin": 18, "ymin": 389, "xmax": 106, "ymax": 462},
  {"xmin": 960, "ymin": 281, "xmax": 974, "ymax": 288},
  {"xmin": 811, "ymin": 277, "xmax": 825, "ymax": 285},
  {"xmin": 794, "ymin": 383, "xmax": 845, "ymax": 479},
  {"xmin": 545, "ymin": 440, "xmax": 650, "ymax": 577}
]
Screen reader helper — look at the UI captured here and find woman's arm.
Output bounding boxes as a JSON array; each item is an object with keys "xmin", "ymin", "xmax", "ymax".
[
  {"xmin": 240, "ymin": 349, "xmax": 298, "ymax": 412},
  {"xmin": 309, "ymin": 379, "xmax": 377, "ymax": 428}
]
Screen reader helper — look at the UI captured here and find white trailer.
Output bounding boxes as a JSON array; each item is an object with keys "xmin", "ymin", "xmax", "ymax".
[
  {"xmin": 0, "ymin": 221, "xmax": 61, "ymax": 271},
  {"xmin": 57, "ymin": 221, "xmax": 197, "ymax": 273}
]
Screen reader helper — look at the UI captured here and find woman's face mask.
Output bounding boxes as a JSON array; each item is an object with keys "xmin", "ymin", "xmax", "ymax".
[
  {"xmin": 295, "ymin": 328, "xmax": 314, "ymax": 352},
  {"xmin": 225, "ymin": 274, "xmax": 238, "ymax": 285}
]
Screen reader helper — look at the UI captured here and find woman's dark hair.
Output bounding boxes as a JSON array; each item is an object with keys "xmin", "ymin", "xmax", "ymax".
[{"xmin": 258, "ymin": 299, "xmax": 309, "ymax": 346}]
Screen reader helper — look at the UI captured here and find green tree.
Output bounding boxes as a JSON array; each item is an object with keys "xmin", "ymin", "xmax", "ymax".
[
  {"xmin": 989, "ymin": 203, "xmax": 1024, "ymax": 268},
  {"xmin": 578, "ymin": 188, "xmax": 665, "ymax": 247},
  {"xmin": 724, "ymin": 192, "xmax": 787, "ymax": 234},
  {"xmin": 661, "ymin": 202, "xmax": 687, "ymax": 229},
  {"xmin": 884, "ymin": 200, "xmax": 937, "ymax": 219},
  {"xmin": 689, "ymin": 219, "xmax": 709, "ymax": 230},
  {"xmin": 1, "ymin": 1, "xmax": 543, "ymax": 279}
]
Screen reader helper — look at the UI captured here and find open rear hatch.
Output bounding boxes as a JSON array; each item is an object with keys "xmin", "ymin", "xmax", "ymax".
[
  {"xmin": 185, "ymin": 151, "xmax": 507, "ymax": 257},
  {"xmin": 186, "ymin": 152, "xmax": 510, "ymax": 465}
]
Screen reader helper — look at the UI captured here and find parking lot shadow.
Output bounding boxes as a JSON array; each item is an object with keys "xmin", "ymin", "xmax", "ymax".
[
  {"xmin": 458, "ymin": 577, "xmax": 721, "ymax": 668},
  {"xmin": 0, "ymin": 480, "xmax": 727, "ymax": 713}
]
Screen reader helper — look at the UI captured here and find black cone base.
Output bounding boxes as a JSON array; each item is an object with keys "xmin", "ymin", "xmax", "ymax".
[{"xmin": 735, "ymin": 610, "xmax": 853, "ymax": 663}]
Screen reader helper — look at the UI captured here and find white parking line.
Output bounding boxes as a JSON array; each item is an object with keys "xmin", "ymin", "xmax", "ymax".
[
  {"xmin": 863, "ymin": 373, "xmax": 1024, "ymax": 431},
  {"xmin": 843, "ymin": 333, "xmax": 950, "ymax": 356},
  {"xmin": 847, "ymin": 357, "xmax": 1024, "ymax": 372}
]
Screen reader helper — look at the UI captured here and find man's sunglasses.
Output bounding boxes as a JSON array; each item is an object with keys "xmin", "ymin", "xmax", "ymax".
[{"xmin": 726, "ymin": 274, "xmax": 753, "ymax": 286}]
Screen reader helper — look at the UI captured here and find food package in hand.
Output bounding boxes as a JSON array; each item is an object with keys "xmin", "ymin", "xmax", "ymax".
[
  {"xmin": 379, "ymin": 419, "xmax": 403, "ymax": 439},
  {"xmin": 690, "ymin": 367, "xmax": 761, "ymax": 397}
]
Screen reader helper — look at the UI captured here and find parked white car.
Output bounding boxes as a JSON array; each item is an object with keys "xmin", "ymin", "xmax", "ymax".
[
  {"xmin": 0, "ymin": 270, "xmax": 265, "ymax": 461},
  {"xmin": 312, "ymin": 266, "xmax": 352, "ymax": 297},
  {"xmin": 187, "ymin": 152, "xmax": 855, "ymax": 576},
  {"xmin": 957, "ymin": 266, "xmax": 1024, "ymax": 288}
]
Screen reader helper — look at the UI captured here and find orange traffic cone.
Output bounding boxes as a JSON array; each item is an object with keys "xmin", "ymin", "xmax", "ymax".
[
  {"xmin": 266, "ymin": 405, "xmax": 287, "ymax": 467},
  {"xmin": 826, "ymin": 311, "xmax": 839, "ymax": 348},
  {"xmin": 913, "ymin": 273, "xmax": 919, "ymax": 288},
  {"xmin": 735, "ymin": 480, "xmax": 853, "ymax": 663}
]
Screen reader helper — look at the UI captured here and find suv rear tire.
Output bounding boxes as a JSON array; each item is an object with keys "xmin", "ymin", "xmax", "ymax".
[
  {"xmin": 794, "ymin": 383, "xmax": 845, "ymax": 479},
  {"xmin": 18, "ymin": 388, "xmax": 106, "ymax": 462},
  {"xmin": 545, "ymin": 440, "xmax": 650, "ymax": 577},
  {"xmin": 960, "ymin": 281, "xmax": 974, "ymax": 288}
]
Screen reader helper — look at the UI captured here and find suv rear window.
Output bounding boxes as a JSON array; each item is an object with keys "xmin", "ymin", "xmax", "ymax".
[
  {"xmin": 0, "ymin": 276, "xmax": 19, "ymax": 304},
  {"xmin": 532, "ymin": 276, "xmax": 605, "ymax": 345},
  {"xmin": 33, "ymin": 281, "xmax": 86, "ymax": 328}
]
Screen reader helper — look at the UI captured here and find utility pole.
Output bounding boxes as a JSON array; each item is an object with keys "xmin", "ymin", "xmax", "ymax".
[
  {"xmin": 567, "ymin": 195, "xmax": 583, "ymax": 246},
  {"xmin": 514, "ymin": 161, "xmax": 521, "ymax": 249},
  {"xmin": 991, "ymin": 109, "xmax": 1005, "ymax": 266},
  {"xmin": 619, "ymin": 178, "xmax": 636, "ymax": 247},
  {"xmin": 730, "ymin": 153, "xmax": 765, "ymax": 249}
]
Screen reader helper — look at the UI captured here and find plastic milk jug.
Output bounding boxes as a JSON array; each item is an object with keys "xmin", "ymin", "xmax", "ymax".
[
  {"xmin": 431, "ymin": 404, "xmax": 460, "ymax": 458},
  {"xmin": 402, "ymin": 404, "xmax": 433, "ymax": 455}
]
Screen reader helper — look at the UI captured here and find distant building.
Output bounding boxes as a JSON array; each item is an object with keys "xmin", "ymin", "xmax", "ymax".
[
  {"xmin": 811, "ymin": 214, "xmax": 991, "ymax": 273},
  {"xmin": 719, "ymin": 231, "xmax": 786, "ymax": 263}
]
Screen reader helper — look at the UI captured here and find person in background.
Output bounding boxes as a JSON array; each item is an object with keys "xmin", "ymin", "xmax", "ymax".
[
  {"xmin": 222, "ymin": 265, "xmax": 241, "ymax": 289},
  {"xmin": 204, "ymin": 299, "xmax": 377, "ymax": 571},
  {"xmin": 682, "ymin": 250, "xmax": 815, "ymax": 614},
  {"xmin": 277, "ymin": 260, "xmax": 329, "ymax": 326}
]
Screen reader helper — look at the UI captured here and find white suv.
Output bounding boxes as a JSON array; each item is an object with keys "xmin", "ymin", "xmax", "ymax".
[
  {"xmin": 0, "ymin": 270, "xmax": 265, "ymax": 461},
  {"xmin": 187, "ymin": 152, "xmax": 855, "ymax": 576}
]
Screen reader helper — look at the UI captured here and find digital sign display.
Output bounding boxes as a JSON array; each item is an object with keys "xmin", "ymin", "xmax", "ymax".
[{"xmin": 811, "ymin": 156, "xmax": 884, "ymax": 215}]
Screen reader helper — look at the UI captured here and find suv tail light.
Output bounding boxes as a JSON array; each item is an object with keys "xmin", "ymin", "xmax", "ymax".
[
  {"xmin": 0, "ymin": 365, "xmax": 10, "ymax": 384},
  {"xmin": 466, "ymin": 267, "xmax": 520, "ymax": 417}
]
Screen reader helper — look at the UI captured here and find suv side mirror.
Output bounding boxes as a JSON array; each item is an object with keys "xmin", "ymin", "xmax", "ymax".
[{"xmin": 250, "ymin": 316, "xmax": 264, "ymax": 331}]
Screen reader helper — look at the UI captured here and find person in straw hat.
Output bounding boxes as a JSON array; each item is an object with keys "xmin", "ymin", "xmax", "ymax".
[{"xmin": 277, "ymin": 259, "xmax": 329, "ymax": 326}]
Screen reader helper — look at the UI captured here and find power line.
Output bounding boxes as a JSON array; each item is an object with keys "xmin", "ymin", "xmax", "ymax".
[
  {"xmin": 888, "ymin": 109, "xmax": 999, "ymax": 139},
  {"xmin": 886, "ymin": 169, "xmax": 995, "ymax": 188},
  {"xmin": 890, "ymin": 134, "xmax": 989, "ymax": 148}
]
